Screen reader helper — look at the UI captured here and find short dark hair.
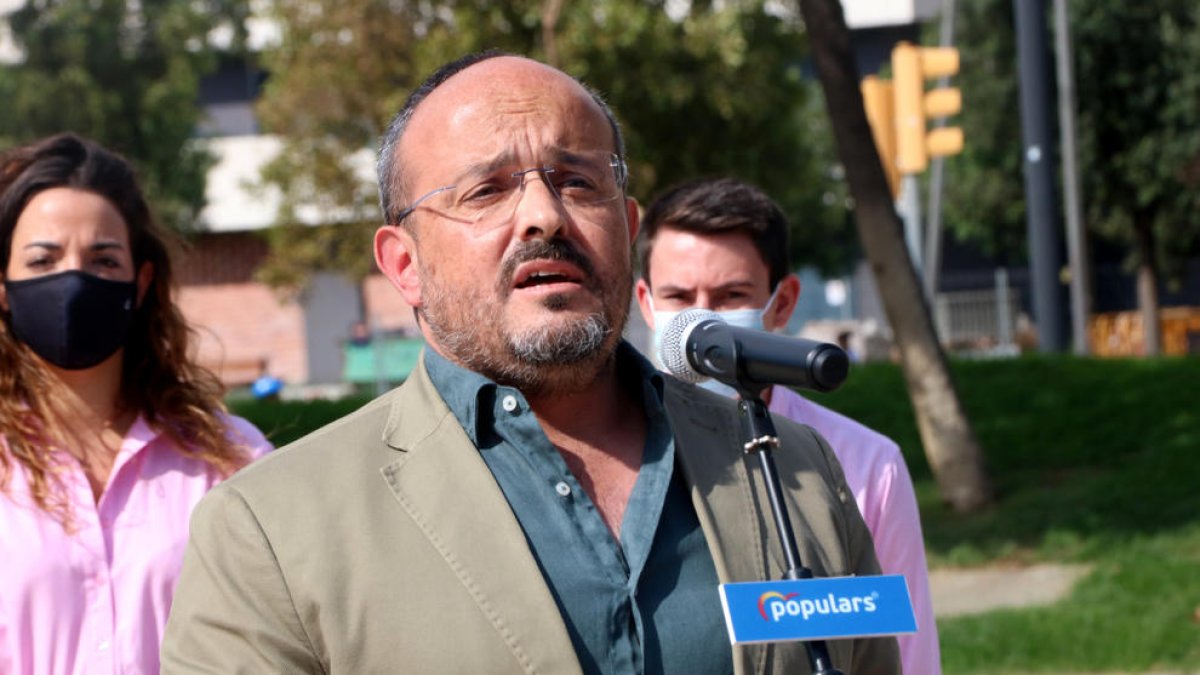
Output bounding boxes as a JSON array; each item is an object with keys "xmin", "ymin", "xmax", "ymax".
[
  {"xmin": 376, "ymin": 51, "xmax": 627, "ymax": 226},
  {"xmin": 637, "ymin": 177, "xmax": 791, "ymax": 288}
]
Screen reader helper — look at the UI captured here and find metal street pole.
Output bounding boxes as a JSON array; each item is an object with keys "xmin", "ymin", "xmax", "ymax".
[
  {"xmin": 1053, "ymin": 0, "xmax": 1092, "ymax": 355},
  {"xmin": 900, "ymin": 174, "xmax": 924, "ymax": 279},
  {"xmin": 923, "ymin": 0, "xmax": 957, "ymax": 303},
  {"xmin": 1014, "ymin": 0, "xmax": 1067, "ymax": 351}
]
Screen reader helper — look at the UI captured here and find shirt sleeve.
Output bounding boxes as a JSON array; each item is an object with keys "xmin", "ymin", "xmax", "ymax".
[
  {"xmin": 161, "ymin": 485, "xmax": 322, "ymax": 673},
  {"xmin": 802, "ymin": 427, "xmax": 902, "ymax": 675},
  {"xmin": 871, "ymin": 453, "xmax": 942, "ymax": 675}
]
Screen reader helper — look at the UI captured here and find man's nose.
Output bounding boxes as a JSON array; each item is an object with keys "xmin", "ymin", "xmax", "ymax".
[
  {"xmin": 512, "ymin": 170, "xmax": 567, "ymax": 240},
  {"xmin": 695, "ymin": 293, "xmax": 718, "ymax": 311}
]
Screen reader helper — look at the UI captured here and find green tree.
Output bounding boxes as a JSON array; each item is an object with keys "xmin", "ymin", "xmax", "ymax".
[
  {"xmin": 252, "ymin": 0, "xmax": 853, "ymax": 289},
  {"xmin": 250, "ymin": 0, "xmax": 431, "ymax": 287},
  {"xmin": 942, "ymin": 0, "xmax": 1026, "ymax": 262},
  {"xmin": 1072, "ymin": 2, "xmax": 1200, "ymax": 353},
  {"xmin": 947, "ymin": 1, "xmax": 1200, "ymax": 353},
  {"xmin": 0, "ymin": 0, "xmax": 248, "ymax": 230}
]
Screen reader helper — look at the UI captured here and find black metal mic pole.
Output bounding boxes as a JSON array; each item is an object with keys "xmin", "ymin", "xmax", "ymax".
[{"xmin": 738, "ymin": 395, "xmax": 844, "ymax": 675}]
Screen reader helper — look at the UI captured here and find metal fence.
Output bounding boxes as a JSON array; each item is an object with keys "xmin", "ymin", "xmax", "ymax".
[{"xmin": 934, "ymin": 274, "xmax": 1021, "ymax": 355}]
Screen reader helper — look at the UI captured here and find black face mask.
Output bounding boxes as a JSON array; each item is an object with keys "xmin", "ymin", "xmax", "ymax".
[{"xmin": 3, "ymin": 270, "xmax": 138, "ymax": 370}]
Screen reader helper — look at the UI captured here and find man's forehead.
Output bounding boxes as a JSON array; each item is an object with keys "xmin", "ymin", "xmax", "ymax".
[
  {"xmin": 649, "ymin": 227, "xmax": 772, "ymax": 288},
  {"xmin": 399, "ymin": 57, "xmax": 609, "ymax": 162}
]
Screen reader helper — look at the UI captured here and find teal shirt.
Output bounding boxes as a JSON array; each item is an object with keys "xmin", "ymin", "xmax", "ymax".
[{"xmin": 424, "ymin": 344, "xmax": 733, "ymax": 675}]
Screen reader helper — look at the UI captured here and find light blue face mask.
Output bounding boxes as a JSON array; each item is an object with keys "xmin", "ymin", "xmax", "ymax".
[{"xmin": 649, "ymin": 285, "xmax": 781, "ymax": 398}]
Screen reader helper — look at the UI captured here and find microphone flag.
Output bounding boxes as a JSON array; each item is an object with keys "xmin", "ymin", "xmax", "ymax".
[{"xmin": 719, "ymin": 575, "xmax": 917, "ymax": 645}]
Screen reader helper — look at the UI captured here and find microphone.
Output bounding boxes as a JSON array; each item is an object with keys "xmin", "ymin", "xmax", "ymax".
[{"xmin": 658, "ymin": 308, "xmax": 850, "ymax": 393}]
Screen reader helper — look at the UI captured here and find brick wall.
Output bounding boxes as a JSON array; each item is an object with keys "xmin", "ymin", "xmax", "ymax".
[
  {"xmin": 362, "ymin": 273, "xmax": 420, "ymax": 335},
  {"xmin": 173, "ymin": 233, "xmax": 423, "ymax": 387},
  {"xmin": 178, "ymin": 283, "xmax": 307, "ymax": 385},
  {"xmin": 176, "ymin": 231, "xmax": 268, "ymax": 286},
  {"xmin": 175, "ymin": 232, "xmax": 307, "ymax": 385}
]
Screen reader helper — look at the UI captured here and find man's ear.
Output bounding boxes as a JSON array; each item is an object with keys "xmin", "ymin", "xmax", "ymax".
[
  {"xmin": 0, "ymin": 273, "xmax": 7, "ymax": 312},
  {"xmin": 135, "ymin": 262, "xmax": 154, "ymax": 307},
  {"xmin": 765, "ymin": 273, "xmax": 801, "ymax": 332},
  {"xmin": 374, "ymin": 225, "xmax": 423, "ymax": 308},
  {"xmin": 634, "ymin": 277, "xmax": 655, "ymax": 329}
]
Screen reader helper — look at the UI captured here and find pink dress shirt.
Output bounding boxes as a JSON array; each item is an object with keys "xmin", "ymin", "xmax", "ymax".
[
  {"xmin": 769, "ymin": 385, "xmax": 941, "ymax": 675},
  {"xmin": 0, "ymin": 414, "xmax": 271, "ymax": 675}
]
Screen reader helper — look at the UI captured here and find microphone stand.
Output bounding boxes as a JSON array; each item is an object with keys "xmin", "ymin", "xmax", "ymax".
[{"xmin": 737, "ymin": 393, "xmax": 845, "ymax": 675}]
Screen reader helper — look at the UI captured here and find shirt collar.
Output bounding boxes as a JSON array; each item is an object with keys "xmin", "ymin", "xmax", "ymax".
[
  {"xmin": 112, "ymin": 414, "xmax": 161, "ymax": 466},
  {"xmin": 423, "ymin": 341, "xmax": 667, "ymax": 446}
]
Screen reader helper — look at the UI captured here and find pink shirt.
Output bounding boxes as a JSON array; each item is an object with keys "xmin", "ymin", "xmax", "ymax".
[
  {"xmin": 0, "ymin": 414, "xmax": 271, "ymax": 675},
  {"xmin": 769, "ymin": 385, "xmax": 941, "ymax": 675}
]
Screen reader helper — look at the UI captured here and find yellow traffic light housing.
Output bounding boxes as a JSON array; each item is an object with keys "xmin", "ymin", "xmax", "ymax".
[
  {"xmin": 891, "ymin": 42, "xmax": 964, "ymax": 174},
  {"xmin": 860, "ymin": 75, "xmax": 900, "ymax": 198}
]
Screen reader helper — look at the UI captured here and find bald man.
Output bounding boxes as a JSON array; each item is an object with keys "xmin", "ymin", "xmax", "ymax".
[{"xmin": 161, "ymin": 52, "xmax": 899, "ymax": 675}]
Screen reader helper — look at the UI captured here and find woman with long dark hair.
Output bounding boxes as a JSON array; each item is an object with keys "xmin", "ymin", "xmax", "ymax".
[{"xmin": 0, "ymin": 133, "xmax": 271, "ymax": 673}]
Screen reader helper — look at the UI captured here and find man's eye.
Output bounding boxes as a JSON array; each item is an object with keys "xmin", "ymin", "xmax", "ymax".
[
  {"xmin": 556, "ymin": 174, "xmax": 598, "ymax": 192},
  {"xmin": 460, "ymin": 183, "xmax": 509, "ymax": 204}
]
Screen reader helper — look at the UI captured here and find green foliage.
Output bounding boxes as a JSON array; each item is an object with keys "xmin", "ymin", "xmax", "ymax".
[
  {"xmin": 250, "ymin": 0, "xmax": 434, "ymax": 285},
  {"xmin": 946, "ymin": 1, "xmax": 1200, "ymax": 278},
  {"xmin": 0, "ymin": 0, "xmax": 247, "ymax": 231},
  {"xmin": 229, "ymin": 394, "xmax": 372, "ymax": 447},
  {"xmin": 1073, "ymin": 2, "xmax": 1200, "ymax": 278},
  {"xmin": 252, "ymin": 0, "xmax": 855, "ymax": 289},
  {"xmin": 940, "ymin": 0, "xmax": 1026, "ymax": 261}
]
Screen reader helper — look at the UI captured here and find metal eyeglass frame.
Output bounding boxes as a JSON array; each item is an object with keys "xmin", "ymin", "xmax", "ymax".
[{"xmin": 391, "ymin": 153, "xmax": 627, "ymax": 226}]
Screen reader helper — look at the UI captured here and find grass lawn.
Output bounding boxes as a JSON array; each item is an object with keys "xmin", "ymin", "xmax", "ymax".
[
  {"xmin": 230, "ymin": 394, "xmax": 372, "ymax": 448},
  {"xmin": 229, "ymin": 355, "xmax": 1200, "ymax": 673},
  {"xmin": 812, "ymin": 355, "xmax": 1200, "ymax": 673}
]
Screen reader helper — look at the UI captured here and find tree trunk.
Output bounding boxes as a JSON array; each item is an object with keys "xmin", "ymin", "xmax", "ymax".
[
  {"xmin": 797, "ymin": 0, "xmax": 992, "ymax": 511},
  {"xmin": 1134, "ymin": 214, "xmax": 1162, "ymax": 356},
  {"xmin": 541, "ymin": 0, "xmax": 565, "ymax": 68}
]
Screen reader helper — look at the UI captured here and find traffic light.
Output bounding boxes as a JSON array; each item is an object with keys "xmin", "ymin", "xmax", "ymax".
[
  {"xmin": 860, "ymin": 75, "xmax": 900, "ymax": 198},
  {"xmin": 891, "ymin": 42, "xmax": 964, "ymax": 174}
]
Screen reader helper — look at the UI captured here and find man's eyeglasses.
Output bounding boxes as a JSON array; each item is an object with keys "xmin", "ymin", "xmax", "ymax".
[{"xmin": 392, "ymin": 151, "xmax": 627, "ymax": 231}]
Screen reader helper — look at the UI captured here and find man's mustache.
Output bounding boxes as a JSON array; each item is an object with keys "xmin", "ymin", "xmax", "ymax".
[{"xmin": 499, "ymin": 238, "xmax": 599, "ymax": 295}]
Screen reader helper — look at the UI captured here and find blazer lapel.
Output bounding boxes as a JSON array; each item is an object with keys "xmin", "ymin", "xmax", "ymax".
[
  {"xmin": 664, "ymin": 378, "xmax": 786, "ymax": 582},
  {"xmin": 664, "ymin": 378, "xmax": 784, "ymax": 675},
  {"xmin": 380, "ymin": 358, "xmax": 583, "ymax": 675}
]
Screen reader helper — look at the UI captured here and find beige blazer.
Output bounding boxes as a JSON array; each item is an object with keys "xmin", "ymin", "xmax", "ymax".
[{"xmin": 162, "ymin": 356, "xmax": 899, "ymax": 674}]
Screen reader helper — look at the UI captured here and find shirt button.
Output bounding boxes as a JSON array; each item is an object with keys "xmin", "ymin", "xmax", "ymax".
[
  {"xmin": 555, "ymin": 481, "xmax": 571, "ymax": 497},
  {"xmin": 501, "ymin": 395, "xmax": 519, "ymax": 413},
  {"xmin": 98, "ymin": 640, "xmax": 110, "ymax": 652}
]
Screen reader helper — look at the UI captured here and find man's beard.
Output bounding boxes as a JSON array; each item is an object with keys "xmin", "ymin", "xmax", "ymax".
[{"xmin": 419, "ymin": 237, "xmax": 630, "ymax": 395}]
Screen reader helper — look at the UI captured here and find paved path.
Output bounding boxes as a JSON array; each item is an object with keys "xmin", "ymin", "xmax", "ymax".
[{"xmin": 928, "ymin": 562, "xmax": 1093, "ymax": 618}]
